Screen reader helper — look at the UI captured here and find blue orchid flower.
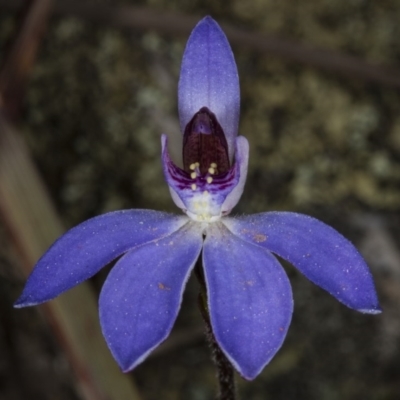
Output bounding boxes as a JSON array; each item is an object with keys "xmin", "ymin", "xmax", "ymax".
[{"xmin": 15, "ymin": 16, "xmax": 381, "ymax": 380}]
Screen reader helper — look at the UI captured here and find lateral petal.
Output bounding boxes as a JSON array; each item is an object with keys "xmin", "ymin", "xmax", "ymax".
[
  {"xmin": 221, "ymin": 136, "xmax": 249, "ymax": 214},
  {"xmin": 203, "ymin": 222, "xmax": 293, "ymax": 380},
  {"xmin": 223, "ymin": 212, "xmax": 381, "ymax": 314},
  {"xmin": 99, "ymin": 222, "xmax": 203, "ymax": 371},
  {"xmin": 15, "ymin": 210, "xmax": 188, "ymax": 307}
]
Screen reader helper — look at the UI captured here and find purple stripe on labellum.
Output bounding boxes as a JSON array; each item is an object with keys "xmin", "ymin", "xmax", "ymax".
[{"xmin": 162, "ymin": 134, "xmax": 245, "ymax": 219}]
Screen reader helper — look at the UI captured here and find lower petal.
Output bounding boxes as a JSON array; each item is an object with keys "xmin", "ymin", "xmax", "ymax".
[
  {"xmin": 203, "ymin": 222, "xmax": 293, "ymax": 380},
  {"xmin": 99, "ymin": 222, "xmax": 203, "ymax": 372},
  {"xmin": 223, "ymin": 212, "xmax": 381, "ymax": 314}
]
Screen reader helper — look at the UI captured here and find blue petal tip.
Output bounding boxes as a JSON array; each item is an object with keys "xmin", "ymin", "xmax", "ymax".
[
  {"xmin": 359, "ymin": 305, "xmax": 382, "ymax": 315},
  {"xmin": 14, "ymin": 297, "xmax": 33, "ymax": 309}
]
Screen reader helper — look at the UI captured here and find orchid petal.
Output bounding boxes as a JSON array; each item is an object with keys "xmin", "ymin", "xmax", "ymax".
[
  {"xmin": 223, "ymin": 212, "xmax": 381, "ymax": 314},
  {"xmin": 99, "ymin": 222, "xmax": 203, "ymax": 372},
  {"xmin": 203, "ymin": 222, "xmax": 293, "ymax": 380},
  {"xmin": 221, "ymin": 136, "xmax": 249, "ymax": 214},
  {"xmin": 15, "ymin": 210, "xmax": 188, "ymax": 307},
  {"xmin": 178, "ymin": 16, "xmax": 240, "ymax": 159}
]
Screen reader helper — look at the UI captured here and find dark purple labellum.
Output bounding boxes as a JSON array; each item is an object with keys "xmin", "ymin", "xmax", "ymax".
[{"xmin": 183, "ymin": 107, "xmax": 230, "ymax": 175}]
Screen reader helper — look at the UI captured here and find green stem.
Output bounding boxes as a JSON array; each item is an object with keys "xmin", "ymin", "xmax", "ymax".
[{"xmin": 194, "ymin": 257, "xmax": 237, "ymax": 400}]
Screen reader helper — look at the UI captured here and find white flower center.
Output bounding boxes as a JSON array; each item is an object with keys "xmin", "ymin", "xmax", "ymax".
[{"xmin": 184, "ymin": 161, "xmax": 222, "ymax": 222}]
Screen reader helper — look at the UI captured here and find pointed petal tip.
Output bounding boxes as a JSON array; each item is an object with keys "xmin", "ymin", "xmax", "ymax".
[
  {"xmin": 13, "ymin": 299, "xmax": 26, "ymax": 309},
  {"xmin": 108, "ymin": 335, "xmax": 157, "ymax": 374},
  {"xmin": 119, "ymin": 349, "xmax": 154, "ymax": 373},
  {"xmin": 219, "ymin": 333, "xmax": 285, "ymax": 381},
  {"xmin": 240, "ymin": 370, "xmax": 261, "ymax": 381},
  {"xmin": 13, "ymin": 293, "xmax": 43, "ymax": 308},
  {"xmin": 116, "ymin": 342, "xmax": 162, "ymax": 374},
  {"xmin": 120, "ymin": 357, "xmax": 143, "ymax": 374},
  {"xmin": 191, "ymin": 15, "xmax": 221, "ymax": 32},
  {"xmin": 14, "ymin": 302, "xmax": 37, "ymax": 309},
  {"xmin": 196, "ymin": 15, "xmax": 219, "ymax": 28},
  {"xmin": 358, "ymin": 306, "xmax": 382, "ymax": 315},
  {"xmin": 231, "ymin": 359, "xmax": 264, "ymax": 381},
  {"xmin": 14, "ymin": 294, "xmax": 54, "ymax": 308},
  {"xmin": 121, "ymin": 365, "xmax": 132, "ymax": 374}
]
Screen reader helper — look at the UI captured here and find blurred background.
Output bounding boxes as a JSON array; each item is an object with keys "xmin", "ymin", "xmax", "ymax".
[{"xmin": 1, "ymin": 0, "xmax": 400, "ymax": 399}]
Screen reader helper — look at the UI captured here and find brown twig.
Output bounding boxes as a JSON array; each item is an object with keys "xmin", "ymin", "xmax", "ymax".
[
  {"xmin": 1, "ymin": 0, "xmax": 400, "ymax": 88},
  {"xmin": 194, "ymin": 257, "xmax": 237, "ymax": 400},
  {"xmin": 0, "ymin": 0, "xmax": 53, "ymax": 120}
]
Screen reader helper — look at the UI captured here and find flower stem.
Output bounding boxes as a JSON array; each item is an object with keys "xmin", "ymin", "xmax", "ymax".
[{"xmin": 194, "ymin": 257, "xmax": 237, "ymax": 400}]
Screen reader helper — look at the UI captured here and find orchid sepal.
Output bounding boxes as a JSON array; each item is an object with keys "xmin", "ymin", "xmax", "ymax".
[
  {"xmin": 223, "ymin": 212, "xmax": 381, "ymax": 314},
  {"xmin": 178, "ymin": 16, "xmax": 240, "ymax": 161},
  {"xmin": 14, "ymin": 210, "xmax": 188, "ymax": 307}
]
